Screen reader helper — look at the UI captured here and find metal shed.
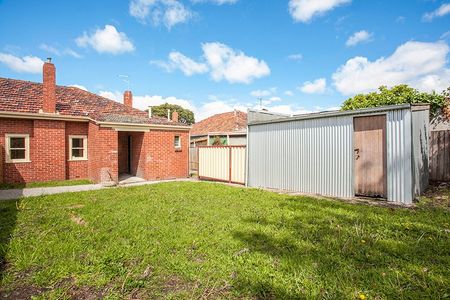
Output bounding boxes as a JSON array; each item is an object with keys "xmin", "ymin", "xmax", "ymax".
[{"xmin": 246, "ymin": 104, "xmax": 430, "ymax": 205}]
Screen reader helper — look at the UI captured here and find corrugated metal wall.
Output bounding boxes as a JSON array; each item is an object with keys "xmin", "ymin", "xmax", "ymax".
[
  {"xmin": 247, "ymin": 106, "xmax": 418, "ymax": 204},
  {"xmin": 386, "ymin": 109, "xmax": 413, "ymax": 204},
  {"xmin": 248, "ymin": 115, "xmax": 354, "ymax": 198},
  {"xmin": 411, "ymin": 109, "xmax": 430, "ymax": 195},
  {"xmin": 231, "ymin": 147, "xmax": 246, "ymax": 184}
]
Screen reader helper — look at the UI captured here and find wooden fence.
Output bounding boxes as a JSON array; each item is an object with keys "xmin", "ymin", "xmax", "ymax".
[
  {"xmin": 430, "ymin": 130, "xmax": 450, "ymax": 182},
  {"xmin": 198, "ymin": 146, "xmax": 246, "ymax": 185},
  {"xmin": 189, "ymin": 147, "xmax": 199, "ymax": 173}
]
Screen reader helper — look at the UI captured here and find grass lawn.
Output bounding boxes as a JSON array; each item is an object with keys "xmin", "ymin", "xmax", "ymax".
[
  {"xmin": 0, "ymin": 179, "xmax": 93, "ymax": 190},
  {"xmin": 0, "ymin": 182, "xmax": 449, "ymax": 299}
]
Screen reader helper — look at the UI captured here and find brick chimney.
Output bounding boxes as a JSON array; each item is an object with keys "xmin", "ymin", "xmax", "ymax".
[
  {"xmin": 124, "ymin": 91, "xmax": 133, "ymax": 108},
  {"xmin": 42, "ymin": 58, "xmax": 56, "ymax": 113},
  {"xmin": 172, "ymin": 111, "xmax": 179, "ymax": 123}
]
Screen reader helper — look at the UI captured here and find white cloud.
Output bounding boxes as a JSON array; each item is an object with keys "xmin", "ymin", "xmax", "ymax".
[
  {"xmin": 284, "ymin": 90, "xmax": 294, "ymax": 96},
  {"xmin": 129, "ymin": 0, "xmax": 192, "ymax": 28},
  {"xmin": 0, "ymin": 53, "xmax": 43, "ymax": 73},
  {"xmin": 40, "ymin": 44, "xmax": 83, "ymax": 58},
  {"xmin": 345, "ymin": 30, "xmax": 373, "ymax": 47},
  {"xmin": 70, "ymin": 84, "xmax": 88, "ymax": 91},
  {"xmin": 288, "ymin": 53, "xmax": 303, "ymax": 61},
  {"xmin": 192, "ymin": 0, "xmax": 238, "ymax": 4},
  {"xmin": 76, "ymin": 25, "xmax": 135, "ymax": 55},
  {"xmin": 202, "ymin": 42, "xmax": 270, "ymax": 84},
  {"xmin": 299, "ymin": 78, "xmax": 327, "ymax": 94},
  {"xmin": 423, "ymin": 3, "xmax": 450, "ymax": 22},
  {"xmin": 250, "ymin": 89, "xmax": 271, "ymax": 97},
  {"xmin": 150, "ymin": 51, "xmax": 208, "ymax": 75},
  {"xmin": 99, "ymin": 91, "xmax": 123, "ymax": 102},
  {"xmin": 332, "ymin": 41, "xmax": 450, "ymax": 95},
  {"xmin": 288, "ymin": 0, "xmax": 351, "ymax": 23},
  {"xmin": 152, "ymin": 42, "xmax": 270, "ymax": 84}
]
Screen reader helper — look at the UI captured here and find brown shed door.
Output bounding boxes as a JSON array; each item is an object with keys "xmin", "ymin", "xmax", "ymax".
[{"xmin": 354, "ymin": 115, "xmax": 387, "ymax": 198}]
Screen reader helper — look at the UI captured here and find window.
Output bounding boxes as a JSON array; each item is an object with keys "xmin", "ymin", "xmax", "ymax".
[
  {"xmin": 174, "ymin": 135, "xmax": 181, "ymax": 149},
  {"xmin": 69, "ymin": 135, "xmax": 88, "ymax": 160},
  {"xmin": 5, "ymin": 134, "xmax": 30, "ymax": 163}
]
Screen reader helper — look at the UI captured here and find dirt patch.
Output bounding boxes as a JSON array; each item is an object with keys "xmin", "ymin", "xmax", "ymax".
[
  {"xmin": 420, "ymin": 182, "xmax": 450, "ymax": 209},
  {"xmin": 70, "ymin": 214, "xmax": 87, "ymax": 226},
  {"xmin": 67, "ymin": 204, "xmax": 85, "ymax": 209},
  {"xmin": 0, "ymin": 285, "xmax": 47, "ymax": 299}
]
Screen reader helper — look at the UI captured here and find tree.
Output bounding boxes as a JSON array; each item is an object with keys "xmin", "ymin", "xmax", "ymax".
[
  {"xmin": 151, "ymin": 103, "xmax": 195, "ymax": 125},
  {"xmin": 341, "ymin": 85, "xmax": 447, "ymax": 118}
]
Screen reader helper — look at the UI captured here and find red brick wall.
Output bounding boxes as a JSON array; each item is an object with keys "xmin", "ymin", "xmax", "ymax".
[
  {"xmin": 0, "ymin": 119, "xmax": 34, "ymax": 183},
  {"xmin": 143, "ymin": 130, "xmax": 189, "ymax": 180},
  {"xmin": 88, "ymin": 122, "xmax": 118, "ymax": 183},
  {"xmin": 66, "ymin": 122, "xmax": 89, "ymax": 180},
  {"xmin": 33, "ymin": 120, "xmax": 66, "ymax": 182},
  {"xmin": 0, "ymin": 117, "xmax": 188, "ymax": 184}
]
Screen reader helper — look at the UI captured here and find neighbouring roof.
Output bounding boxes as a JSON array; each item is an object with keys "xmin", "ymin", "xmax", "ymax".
[
  {"xmin": 0, "ymin": 77, "xmax": 188, "ymax": 126},
  {"xmin": 191, "ymin": 110, "xmax": 247, "ymax": 136}
]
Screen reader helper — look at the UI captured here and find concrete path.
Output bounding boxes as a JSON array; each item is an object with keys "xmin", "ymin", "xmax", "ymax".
[{"xmin": 0, "ymin": 178, "xmax": 195, "ymax": 201}]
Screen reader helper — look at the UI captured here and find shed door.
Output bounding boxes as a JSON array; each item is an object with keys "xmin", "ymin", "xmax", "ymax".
[{"xmin": 354, "ymin": 115, "xmax": 387, "ymax": 198}]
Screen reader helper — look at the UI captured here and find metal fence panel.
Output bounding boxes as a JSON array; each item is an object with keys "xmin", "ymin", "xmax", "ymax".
[
  {"xmin": 231, "ymin": 147, "xmax": 246, "ymax": 184},
  {"xmin": 198, "ymin": 146, "xmax": 246, "ymax": 184}
]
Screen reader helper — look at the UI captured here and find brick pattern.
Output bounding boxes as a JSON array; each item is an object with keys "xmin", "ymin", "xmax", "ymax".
[
  {"xmin": 0, "ymin": 118, "xmax": 188, "ymax": 184},
  {"xmin": 123, "ymin": 91, "xmax": 132, "ymax": 108},
  {"xmin": 66, "ymin": 122, "xmax": 89, "ymax": 179},
  {"xmin": 143, "ymin": 130, "xmax": 189, "ymax": 180},
  {"xmin": 32, "ymin": 120, "xmax": 66, "ymax": 182},
  {"xmin": 42, "ymin": 62, "xmax": 56, "ymax": 113}
]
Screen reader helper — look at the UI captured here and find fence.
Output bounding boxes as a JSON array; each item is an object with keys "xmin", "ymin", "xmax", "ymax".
[
  {"xmin": 198, "ymin": 146, "xmax": 246, "ymax": 185},
  {"xmin": 430, "ymin": 130, "xmax": 450, "ymax": 181},
  {"xmin": 0, "ymin": 146, "xmax": 3, "ymax": 183},
  {"xmin": 189, "ymin": 147, "xmax": 199, "ymax": 173}
]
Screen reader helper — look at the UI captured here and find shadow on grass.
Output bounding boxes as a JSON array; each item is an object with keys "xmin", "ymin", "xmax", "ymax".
[
  {"xmin": 0, "ymin": 200, "xmax": 19, "ymax": 281},
  {"xmin": 231, "ymin": 196, "xmax": 450, "ymax": 299}
]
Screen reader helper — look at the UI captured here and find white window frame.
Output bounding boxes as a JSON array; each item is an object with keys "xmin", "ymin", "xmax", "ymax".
[
  {"xmin": 174, "ymin": 135, "xmax": 181, "ymax": 149},
  {"xmin": 5, "ymin": 133, "xmax": 30, "ymax": 163},
  {"xmin": 69, "ymin": 135, "xmax": 88, "ymax": 161}
]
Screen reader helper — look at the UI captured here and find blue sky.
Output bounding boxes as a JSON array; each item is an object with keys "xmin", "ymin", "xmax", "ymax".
[{"xmin": 0, "ymin": 0, "xmax": 449, "ymax": 120}]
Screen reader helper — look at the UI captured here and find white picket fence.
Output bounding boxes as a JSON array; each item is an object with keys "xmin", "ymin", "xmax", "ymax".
[{"xmin": 198, "ymin": 146, "xmax": 246, "ymax": 185}]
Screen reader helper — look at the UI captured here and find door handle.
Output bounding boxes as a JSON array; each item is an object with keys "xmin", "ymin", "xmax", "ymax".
[{"xmin": 354, "ymin": 148, "xmax": 360, "ymax": 160}]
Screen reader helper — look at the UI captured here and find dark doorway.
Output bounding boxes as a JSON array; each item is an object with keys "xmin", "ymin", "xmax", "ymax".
[{"xmin": 127, "ymin": 135, "xmax": 132, "ymax": 174}]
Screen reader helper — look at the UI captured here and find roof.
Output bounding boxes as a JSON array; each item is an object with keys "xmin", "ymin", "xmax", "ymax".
[
  {"xmin": 191, "ymin": 110, "xmax": 247, "ymax": 136},
  {"xmin": 0, "ymin": 77, "xmax": 188, "ymax": 126},
  {"xmin": 248, "ymin": 104, "xmax": 429, "ymax": 126}
]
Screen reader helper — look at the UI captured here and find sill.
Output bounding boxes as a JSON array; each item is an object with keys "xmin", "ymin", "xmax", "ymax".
[
  {"xmin": 68, "ymin": 158, "xmax": 88, "ymax": 162},
  {"xmin": 175, "ymin": 148, "xmax": 182, "ymax": 152},
  {"xmin": 6, "ymin": 160, "xmax": 31, "ymax": 164}
]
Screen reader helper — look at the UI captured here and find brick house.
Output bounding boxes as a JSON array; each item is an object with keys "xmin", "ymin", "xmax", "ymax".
[
  {"xmin": 190, "ymin": 110, "xmax": 247, "ymax": 146},
  {"xmin": 0, "ymin": 60, "xmax": 190, "ymax": 185}
]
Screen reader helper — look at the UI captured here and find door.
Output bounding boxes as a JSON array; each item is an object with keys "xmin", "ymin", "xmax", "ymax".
[{"xmin": 354, "ymin": 115, "xmax": 387, "ymax": 198}]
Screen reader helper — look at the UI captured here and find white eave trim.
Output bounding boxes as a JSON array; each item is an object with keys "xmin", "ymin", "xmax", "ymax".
[{"xmin": 0, "ymin": 111, "xmax": 90, "ymax": 122}]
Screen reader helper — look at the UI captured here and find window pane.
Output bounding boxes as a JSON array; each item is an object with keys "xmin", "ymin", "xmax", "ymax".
[
  {"xmin": 72, "ymin": 148, "xmax": 84, "ymax": 158},
  {"xmin": 174, "ymin": 136, "xmax": 180, "ymax": 147},
  {"xmin": 10, "ymin": 149, "xmax": 25, "ymax": 159},
  {"xmin": 10, "ymin": 137, "xmax": 25, "ymax": 149},
  {"xmin": 72, "ymin": 138, "xmax": 83, "ymax": 148}
]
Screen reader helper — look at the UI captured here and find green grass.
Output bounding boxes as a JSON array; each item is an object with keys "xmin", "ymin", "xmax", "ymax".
[
  {"xmin": 0, "ymin": 182, "xmax": 449, "ymax": 299},
  {"xmin": 0, "ymin": 179, "xmax": 93, "ymax": 190}
]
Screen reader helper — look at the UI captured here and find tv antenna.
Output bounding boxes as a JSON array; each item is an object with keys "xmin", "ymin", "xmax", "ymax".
[{"xmin": 118, "ymin": 74, "xmax": 130, "ymax": 90}]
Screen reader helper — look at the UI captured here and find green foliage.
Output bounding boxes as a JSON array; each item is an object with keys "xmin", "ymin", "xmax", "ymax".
[
  {"xmin": 210, "ymin": 135, "xmax": 227, "ymax": 146},
  {"xmin": 341, "ymin": 85, "xmax": 447, "ymax": 117},
  {"xmin": 151, "ymin": 103, "xmax": 195, "ymax": 125},
  {"xmin": 0, "ymin": 182, "xmax": 449, "ymax": 299}
]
